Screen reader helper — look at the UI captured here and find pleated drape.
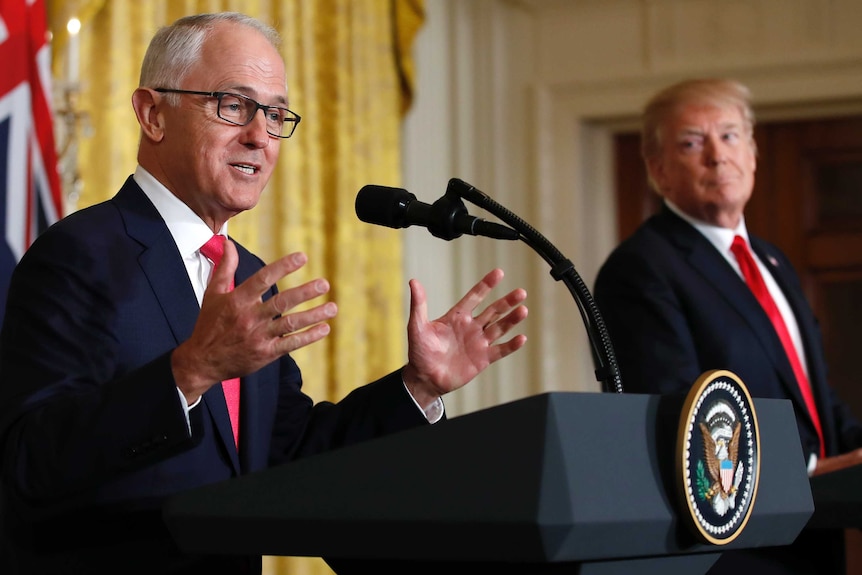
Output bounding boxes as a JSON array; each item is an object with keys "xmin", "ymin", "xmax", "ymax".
[{"xmin": 45, "ymin": 1, "xmax": 423, "ymax": 574}]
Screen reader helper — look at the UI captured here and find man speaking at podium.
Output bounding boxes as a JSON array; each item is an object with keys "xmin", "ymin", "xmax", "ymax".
[
  {"xmin": 0, "ymin": 12, "xmax": 528, "ymax": 574},
  {"xmin": 594, "ymin": 78, "xmax": 862, "ymax": 574}
]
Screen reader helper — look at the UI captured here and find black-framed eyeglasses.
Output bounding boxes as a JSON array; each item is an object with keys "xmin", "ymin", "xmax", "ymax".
[{"xmin": 154, "ymin": 88, "xmax": 301, "ymax": 139}]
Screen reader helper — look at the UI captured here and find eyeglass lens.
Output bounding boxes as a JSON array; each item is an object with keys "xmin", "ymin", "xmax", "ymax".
[{"xmin": 217, "ymin": 93, "xmax": 293, "ymax": 137}]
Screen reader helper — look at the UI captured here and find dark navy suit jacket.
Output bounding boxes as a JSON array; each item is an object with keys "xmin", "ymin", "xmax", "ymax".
[
  {"xmin": 594, "ymin": 206, "xmax": 862, "ymax": 574},
  {"xmin": 0, "ymin": 177, "xmax": 428, "ymax": 574}
]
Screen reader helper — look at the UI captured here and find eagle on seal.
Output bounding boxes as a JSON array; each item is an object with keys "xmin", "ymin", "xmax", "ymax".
[{"xmin": 700, "ymin": 419, "xmax": 741, "ymax": 496}]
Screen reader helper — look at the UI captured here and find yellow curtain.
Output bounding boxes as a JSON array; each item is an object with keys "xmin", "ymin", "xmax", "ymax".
[{"xmin": 46, "ymin": 1, "xmax": 424, "ymax": 574}]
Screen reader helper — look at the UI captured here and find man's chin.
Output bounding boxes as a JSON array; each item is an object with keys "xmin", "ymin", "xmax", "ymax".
[{"xmin": 221, "ymin": 194, "xmax": 262, "ymax": 217}]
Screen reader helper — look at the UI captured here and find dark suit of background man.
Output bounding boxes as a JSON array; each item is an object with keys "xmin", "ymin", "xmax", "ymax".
[
  {"xmin": 0, "ymin": 12, "xmax": 529, "ymax": 574},
  {"xmin": 594, "ymin": 78, "xmax": 862, "ymax": 575}
]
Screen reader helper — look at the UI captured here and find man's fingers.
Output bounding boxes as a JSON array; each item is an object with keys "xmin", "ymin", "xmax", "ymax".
[
  {"xmin": 266, "ymin": 278, "xmax": 331, "ymax": 317},
  {"xmin": 408, "ymin": 278, "xmax": 429, "ymax": 328},
  {"xmin": 489, "ymin": 333, "xmax": 528, "ymax": 363},
  {"xmin": 473, "ymin": 288, "xmax": 528, "ymax": 330},
  {"xmin": 207, "ymin": 239, "xmax": 239, "ymax": 293},
  {"xmin": 270, "ymin": 302, "xmax": 338, "ymax": 337},
  {"xmin": 480, "ymin": 304, "xmax": 529, "ymax": 342},
  {"xmin": 451, "ymin": 268, "xmax": 505, "ymax": 314},
  {"xmin": 236, "ymin": 251, "xmax": 309, "ymax": 300},
  {"xmin": 273, "ymin": 322, "xmax": 333, "ymax": 355}
]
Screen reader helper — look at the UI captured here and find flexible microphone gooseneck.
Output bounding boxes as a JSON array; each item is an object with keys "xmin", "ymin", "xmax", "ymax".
[{"xmin": 447, "ymin": 178, "xmax": 622, "ymax": 394}]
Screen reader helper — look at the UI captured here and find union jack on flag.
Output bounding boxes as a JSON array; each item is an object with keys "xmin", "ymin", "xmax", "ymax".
[{"xmin": 0, "ymin": 0, "xmax": 63, "ymax": 327}]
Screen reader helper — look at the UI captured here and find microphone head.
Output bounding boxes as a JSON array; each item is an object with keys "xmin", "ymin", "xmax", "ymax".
[{"xmin": 355, "ymin": 185, "xmax": 416, "ymax": 229}]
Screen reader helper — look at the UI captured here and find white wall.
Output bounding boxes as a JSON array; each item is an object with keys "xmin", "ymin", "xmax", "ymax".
[{"xmin": 402, "ymin": 0, "xmax": 862, "ymax": 417}]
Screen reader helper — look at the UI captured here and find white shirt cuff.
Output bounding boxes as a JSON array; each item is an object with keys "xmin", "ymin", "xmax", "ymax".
[
  {"xmin": 403, "ymin": 381, "xmax": 445, "ymax": 423},
  {"xmin": 807, "ymin": 452, "xmax": 818, "ymax": 476},
  {"xmin": 176, "ymin": 387, "xmax": 201, "ymax": 435}
]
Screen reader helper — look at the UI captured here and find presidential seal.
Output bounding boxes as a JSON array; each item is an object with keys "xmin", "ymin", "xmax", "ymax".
[{"xmin": 677, "ymin": 370, "xmax": 760, "ymax": 545}]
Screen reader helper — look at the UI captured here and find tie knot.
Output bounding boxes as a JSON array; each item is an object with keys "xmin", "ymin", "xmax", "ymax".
[
  {"xmin": 200, "ymin": 234, "xmax": 226, "ymax": 266},
  {"xmin": 730, "ymin": 235, "xmax": 753, "ymax": 259}
]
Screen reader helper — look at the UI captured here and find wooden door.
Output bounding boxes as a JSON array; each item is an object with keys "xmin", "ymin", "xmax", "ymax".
[{"xmin": 614, "ymin": 115, "xmax": 862, "ymax": 573}]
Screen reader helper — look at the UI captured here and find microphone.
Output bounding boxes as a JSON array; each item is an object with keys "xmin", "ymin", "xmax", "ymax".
[{"xmin": 355, "ymin": 185, "xmax": 520, "ymax": 241}]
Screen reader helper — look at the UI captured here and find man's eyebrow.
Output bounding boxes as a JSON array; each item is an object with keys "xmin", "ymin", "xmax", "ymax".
[
  {"xmin": 677, "ymin": 122, "xmax": 742, "ymax": 136},
  {"xmin": 226, "ymin": 85, "xmax": 289, "ymax": 106}
]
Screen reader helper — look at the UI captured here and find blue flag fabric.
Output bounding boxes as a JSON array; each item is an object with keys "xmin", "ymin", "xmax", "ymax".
[{"xmin": 0, "ymin": 0, "xmax": 64, "ymax": 327}]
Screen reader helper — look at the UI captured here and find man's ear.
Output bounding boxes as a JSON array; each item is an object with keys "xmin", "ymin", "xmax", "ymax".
[
  {"xmin": 131, "ymin": 88, "xmax": 166, "ymax": 142},
  {"xmin": 646, "ymin": 156, "xmax": 665, "ymax": 191}
]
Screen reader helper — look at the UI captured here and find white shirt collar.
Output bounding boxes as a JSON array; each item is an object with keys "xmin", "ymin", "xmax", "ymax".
[
  {"xmin": 133, "ymin": 165, "xmax": 227, "ymax": 256},
  {"xmin": 663, "ymin": 198, "xmax": 748, "ymax": 255}
]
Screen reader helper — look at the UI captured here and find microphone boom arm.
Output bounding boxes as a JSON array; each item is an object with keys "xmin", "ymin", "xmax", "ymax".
[{"xmin": 447, "ymin": 178, "xmax": 623, "ymax": 394}]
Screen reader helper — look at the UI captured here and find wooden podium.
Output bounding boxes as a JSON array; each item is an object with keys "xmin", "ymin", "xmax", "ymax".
[{"xmin": 164, "ymin": 392, "xmax": 814, "ymax": 574}]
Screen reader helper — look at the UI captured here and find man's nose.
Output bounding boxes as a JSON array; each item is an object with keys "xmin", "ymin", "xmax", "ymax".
[
  {"xmin": 241, "ymin": 109, "xmax": 271, "ymax": 148},
  {"xmin": 704, "ymin": 136, "xmax": 726, "ymax": 164}
]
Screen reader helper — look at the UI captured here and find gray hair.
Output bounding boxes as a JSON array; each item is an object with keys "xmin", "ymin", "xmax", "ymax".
[{"xmin": 139, "ymin": 12, "xmax": 281, "ymax": 105}]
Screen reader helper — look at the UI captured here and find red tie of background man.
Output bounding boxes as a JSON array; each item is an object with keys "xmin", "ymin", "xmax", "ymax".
[
  {"xmin": 200, "ymin": 235, "xmax": 241, "ymax": 449},
  {"xmin": 730, "ymin": 235, "xmax": 824, "ymax": 458}
]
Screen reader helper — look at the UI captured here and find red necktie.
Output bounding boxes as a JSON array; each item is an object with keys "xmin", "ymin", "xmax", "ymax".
[
  {"xmin": 200, "ymin": 234, "xmax": 241, "ymax": 449},
  {"xmin": 731, "ymin": 235, "xmax": 824, "ymax": 458}
]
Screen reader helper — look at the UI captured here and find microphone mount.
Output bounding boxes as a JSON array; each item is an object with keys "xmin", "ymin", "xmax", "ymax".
[
  {"xmin": 428, "ymin": 186, "xmax": 486, "ymax": 241},
  {"xmin": 447, "ymin": 178, "xmax": 623, "ymax": 394},
  {"xmin": 354, "ymin": 184, "xmax": 520, "ymax": 241}
]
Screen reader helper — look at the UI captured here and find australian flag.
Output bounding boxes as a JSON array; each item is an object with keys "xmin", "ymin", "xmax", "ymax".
[{"xmin": 0, "ymin": 0, "xmax": 63, "ymax": 327}]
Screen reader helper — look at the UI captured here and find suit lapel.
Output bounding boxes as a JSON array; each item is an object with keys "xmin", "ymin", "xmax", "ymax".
[
  {"xmin": 656, "ymin": 210, "xmax": 806, "ymax": 406},
  {"xmin": 114, "ymin": 178, "xmax": 200, "ymax": 344},
  {"xmin": 238, "ymin": 366, "xmax": 274, "ymax": 472},
  {"xmin": 232, "ymin": 248, "xmax": 278, "ymax": 473},
  {"xmin": 203, "ymin": 386, "xmax": 241, "ymax": 471},
  {"xmin": 114, "ymin": 177, "xmax": 243, "ymax": 473},
  {"xmin": 749, "ymin": 237, "xmax": 826, "ymax": 427}
]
